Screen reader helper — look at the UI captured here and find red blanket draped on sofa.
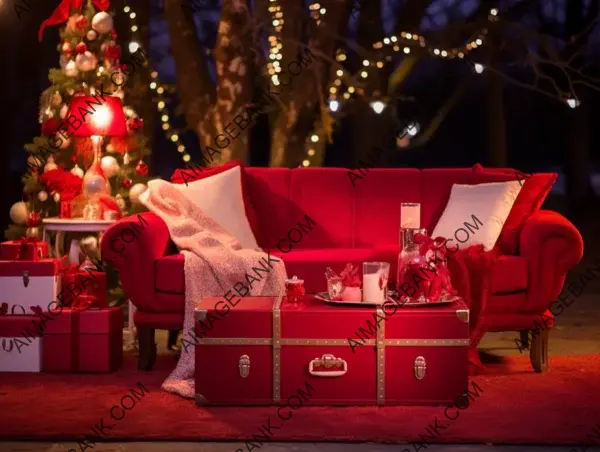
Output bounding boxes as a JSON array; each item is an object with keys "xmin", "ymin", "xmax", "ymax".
[{"xmin": 446, "ymin": 245, "xmax": 499, "ymax": 375}]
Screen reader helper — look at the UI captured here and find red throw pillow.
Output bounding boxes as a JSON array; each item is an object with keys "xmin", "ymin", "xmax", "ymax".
[
  {"xmin": 171, "ymin": 160, "xmax": 261, "ymax": 245},
  {"xmin": 471, "ymin": 164, "xmax": 557, "ymax": 255}
]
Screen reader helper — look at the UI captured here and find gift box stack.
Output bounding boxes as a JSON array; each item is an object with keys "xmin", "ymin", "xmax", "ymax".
[{"xmin": 0, "ymin": 238, "xmax": 122, "ymax": 373}]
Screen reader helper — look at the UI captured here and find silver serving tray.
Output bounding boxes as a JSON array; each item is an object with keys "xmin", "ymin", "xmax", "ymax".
[
  {"xmin": 314, "ymin": 292, "xmax": 390, "ymax": 306},
  {"xmin": 315, "ymin": 291, "xmax": 459, "ymax": 307}
]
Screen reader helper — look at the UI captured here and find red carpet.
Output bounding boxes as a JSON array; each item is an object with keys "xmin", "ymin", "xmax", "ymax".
[{"xmin": 1, "ymin": 354, "xmax": 599, "ymax": 445}]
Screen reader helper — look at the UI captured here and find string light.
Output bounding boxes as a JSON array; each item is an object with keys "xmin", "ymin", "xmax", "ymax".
[
  {"xmin": 302, "ymin": 7, "xmax": 501, "ymax": 167},
  {"xmin": 566, "ymin": 97, "xmax": 580, "ymax": 108},
  {"xmin": 125, "ymin": 4, "xmax": 189, "ymax": 163},
  {"xmin": 370, "ymin": 101, "xmax": 386, "ymax": 114}
]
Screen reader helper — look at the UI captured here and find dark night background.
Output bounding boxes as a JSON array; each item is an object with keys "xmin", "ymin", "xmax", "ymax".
[{"xmin": 1, "ymin": 0, "xmax": 599, "ymax": 243}]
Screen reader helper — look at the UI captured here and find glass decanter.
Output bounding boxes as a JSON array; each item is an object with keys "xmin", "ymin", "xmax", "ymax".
[{"xmin": 396, "ymin": 227, "xmax": 427, "ymax": 295}]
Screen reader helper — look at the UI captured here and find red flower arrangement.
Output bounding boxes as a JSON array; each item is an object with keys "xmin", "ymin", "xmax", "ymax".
[
  {"xmin": 40, "ymin": 168, "xmax": 83, "ymax": 202},
  {"xmin": 339, "ymin": 264, "xmax": 361, "ymax": 287}
]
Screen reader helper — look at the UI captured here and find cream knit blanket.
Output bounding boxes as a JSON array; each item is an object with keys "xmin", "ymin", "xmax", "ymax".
[{"xmin": 140, "ymin": 179, "xmax": 287, "ymax": 398}]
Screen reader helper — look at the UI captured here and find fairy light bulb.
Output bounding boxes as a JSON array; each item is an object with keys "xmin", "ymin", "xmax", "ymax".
[
  {"xmin": 474, "ymin": 63, "xmax": 484, "ymax": 74},
  {"xmin": 329, "ymin": 100, "xmax": 339, "ymax": 112},
  {"xmin": 311, "ymin": 135, "xmax": 319, "ymax": 143},
  {"xmin": 567, "ymin": 98, "xmax": 580, "ymax": 108},
  {"xmin": 129, "ymin": 42, "xmax": 140, "ymax": 53},
  {"xmin": 302, "ymin": 160, "xmax": 310, "ymax": 167},
  {"xmin": 370, "ymin": 101, "xmax": 386, "ymax": 114}
]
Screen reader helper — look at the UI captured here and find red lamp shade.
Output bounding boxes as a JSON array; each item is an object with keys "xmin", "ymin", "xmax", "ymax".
[{"xmin": 65, "ymin": 95, "xmax": 128, "ymax": 137}]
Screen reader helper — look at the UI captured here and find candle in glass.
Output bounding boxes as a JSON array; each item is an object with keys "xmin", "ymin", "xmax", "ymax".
[
  {"xmin": 401, "ymin": 202, "xmax": 421, "ymax": 229},
  {"xmin": 362, "ymin": 262, "xmax": 390, "ymax": 303}
]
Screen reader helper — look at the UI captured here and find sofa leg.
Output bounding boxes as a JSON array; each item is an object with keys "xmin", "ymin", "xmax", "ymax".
[
  {"xmin": 138, "ymin": 327, "xmax": 157, "ymax": 371},
  {"xmin": 519, "ymin": 330, "xmax": 530, "ymax": 350},
  {"xmin": 530, "ymin": 328, "xmax": 549, "ymax": 373}
]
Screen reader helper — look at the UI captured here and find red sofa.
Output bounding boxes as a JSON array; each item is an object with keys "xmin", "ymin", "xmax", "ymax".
[{"xmin": 102, "ymin": 167, "xmax": 583, "ymax": 372}]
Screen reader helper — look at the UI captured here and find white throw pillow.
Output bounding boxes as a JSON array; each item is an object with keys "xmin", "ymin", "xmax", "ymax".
[
  {"xmin": 174, "ymin": 165, "xmax": 259, "ymax": 249},
  {"xmin": 432, "ymin": 181, "xmax": 522, "ymax": 251}
]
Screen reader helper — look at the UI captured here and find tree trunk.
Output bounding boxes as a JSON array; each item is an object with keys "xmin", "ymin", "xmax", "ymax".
[
  {"xmin": 164, "ymin": 0, "xmax": 217, "ymax": 150},
  {"xmin": 269, "ymin": 0, "xmax": 347, "ymax": 167}
]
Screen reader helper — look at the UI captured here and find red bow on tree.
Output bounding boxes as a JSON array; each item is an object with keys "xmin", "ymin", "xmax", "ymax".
[{"xmin": 38, "ymin": 0, "xmax": 111, "ymax": 42}]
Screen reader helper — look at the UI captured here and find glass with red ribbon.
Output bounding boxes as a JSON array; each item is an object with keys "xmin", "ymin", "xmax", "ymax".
[{"xmin": 285, "ymin": 276, "xmax": 305, "ymax": 304}]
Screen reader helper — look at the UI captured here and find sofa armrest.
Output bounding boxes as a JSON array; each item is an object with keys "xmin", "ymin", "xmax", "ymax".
[
  {"xmin": 520, "ymin": 209, "xmax": 583, "ymax": 312},
  {"xmin": 100, "ymin": 212, "xmax": 172, "ymax": 312}
]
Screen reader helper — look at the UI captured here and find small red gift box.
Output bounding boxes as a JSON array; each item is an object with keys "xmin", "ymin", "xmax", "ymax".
[
  {"xmin": 59, "ymin": 201, "xmax": 72, "ymax": 219},
  {"xmin": 44, "ymin": 307, "xmax": 123, "ymax": 373},
  {"xmin": 60, "ymin": 266, "xmax": 107, "ymax": 309},
  {"xmin": 0, "ymin": 239, "xmax": 49, "ymax": 261}
]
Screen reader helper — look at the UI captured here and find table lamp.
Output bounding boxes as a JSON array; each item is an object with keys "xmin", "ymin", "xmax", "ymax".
[{"xmin": 66, "ymin": 95, "xmax": 127, "ymax": 197}]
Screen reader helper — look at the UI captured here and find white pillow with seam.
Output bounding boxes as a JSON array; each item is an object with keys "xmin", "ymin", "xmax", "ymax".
[
  {"xmin": 174, "ymin": 165, "xmax": 258, "ymax": 249},
  {"xmin": 432, "ymin": 181, "xmax": 523, "ymax": 251}
]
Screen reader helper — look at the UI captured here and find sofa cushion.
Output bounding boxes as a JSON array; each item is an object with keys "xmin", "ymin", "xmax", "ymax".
[
  {"xmin": 289, "ymin": 168, "xmax": 354, "ymax": 248},
  {"xmin": 268, "ymin": 247, "xmax": 399, "ymax": 293},
  {"xmin": 171, "ymin": 160, "xmax": 262, "ymax": 245},
  {"xmin": 168, "ymin": 165, "xmax": 259, "ymax": 248},
  {"xmin": 472, "ymin": 164, "xmax": 557, "ymax": 255},
  {"xmin": 432, "ymin": 181, "xmax": 522, "ymax": 251},
  {"xmin": 245, "ymin": 168, "xmax": 293, "ymax": 249},
  {"xmin": 490, "ymin": 255, "xmax": 528, "ymax": 294},
  {"xmin": 353, "ymin": 169, "xmax": 422, "ymax": 247}
]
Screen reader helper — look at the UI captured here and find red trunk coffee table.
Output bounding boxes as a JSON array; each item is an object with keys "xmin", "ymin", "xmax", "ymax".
[{"xmin": 194, "ymin": 295, "xmax": 469, "ymax": 406}]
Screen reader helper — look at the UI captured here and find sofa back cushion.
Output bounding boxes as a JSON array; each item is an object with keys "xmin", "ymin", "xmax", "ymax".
[
  {"xmin": 353, "ymin": 169, "xmax": 421, "ymax": 247},
  {"xmin": 289, "ymin": 168, "xmax": 354, "ymax": 248},
  {"xmin": 245, "ymin": 168, "xmax": 293, "ymax": 249}
]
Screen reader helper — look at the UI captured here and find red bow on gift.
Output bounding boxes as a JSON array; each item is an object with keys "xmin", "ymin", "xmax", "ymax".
[
  {"xmin": 38, "ymin": 0, "xmax": 111, "ymax": 42},
  {"xmin": 18, "ymin": 237, "xmax": 40, "ymax": 260}
]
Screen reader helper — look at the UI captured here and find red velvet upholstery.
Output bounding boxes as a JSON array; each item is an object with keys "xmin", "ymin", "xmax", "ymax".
[{"xmin": 101, "ymin": 167, "xmax": 583, "ymax": 343}]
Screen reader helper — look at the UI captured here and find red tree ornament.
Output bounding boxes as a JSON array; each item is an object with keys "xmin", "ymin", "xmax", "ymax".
[
  {"xmin": 135, "ymin": 160, "xmax": 148, "ymax": 176},
  {"xmin": 75, "ymin": 42, "xmax": 87, "ymax": 54},
  {"xmin": 41, "ymin": 118, "xmax": 59, "ymax": 136},
  {"xmin": 121, "ymin": 178, "xmax": 132, "ymax": 189},
  {"xmin": 127, "ymin": 116, "xmax": 144, "ymax": 130},
  {"xmin": 27, "ymin": 212, "xmax": 42, "ymax": 227},
  {"xmin": 104, "ymin": 44, "xmax": 121, "ymax": 61}
]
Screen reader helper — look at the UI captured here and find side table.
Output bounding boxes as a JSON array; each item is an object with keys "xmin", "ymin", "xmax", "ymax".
[{"xmin": 42, "ymin": 217, "xmax": 115, "ymax": 265}]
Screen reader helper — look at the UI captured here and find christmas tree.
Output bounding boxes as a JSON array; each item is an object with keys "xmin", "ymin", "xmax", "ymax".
[{"xmin": 5, "ymin": 0, "xmax": 151, "ymax": 240}]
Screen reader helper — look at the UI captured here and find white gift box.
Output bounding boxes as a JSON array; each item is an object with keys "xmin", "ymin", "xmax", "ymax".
[
  {"xmin": 0, "ymin": 259, "xmax": 61, "ymax": 314},
  {"xmin": 0, "ymin": 337, "xmax": 42, "ymax": 372},
  {"xmin": 0, "ymin": 316, "xmax": 43, "ymax": 372}
]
